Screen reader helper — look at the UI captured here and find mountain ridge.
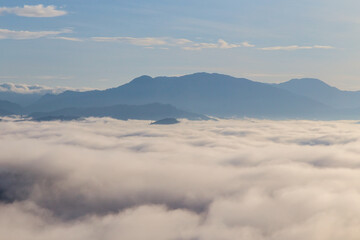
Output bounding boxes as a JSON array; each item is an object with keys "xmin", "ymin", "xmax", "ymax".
[
  {"xmin": 2, "ymin": 73, "xmax": 360, "ymax": 120},
  {"xmin": 275, "ymin": 78, "xmax": 360, "ymax": 109},
  {"xmin": 28, "ymin": 73, "xmax": 333, "ymax": 118}
]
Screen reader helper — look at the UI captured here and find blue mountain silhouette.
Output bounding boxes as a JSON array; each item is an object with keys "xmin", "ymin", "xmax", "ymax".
[
  {"xmin": 3, "ymin": 73, "xmax": 360, "ymax": 120},
  {"xmin": 276, "ymin": 78, "xmax": 360, "ymax": 109},
  {"xmin": 27, "ymin": 73, "xmax": 333, "ymax": 118},
  {"xmin": 0, "ymin": 100, "xmax": 22, "ymax": 116}
]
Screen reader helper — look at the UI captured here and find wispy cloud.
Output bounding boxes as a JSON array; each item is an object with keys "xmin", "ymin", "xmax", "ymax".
[
  {"xmin": 91, "ymin": 36, "xmax": 334, "ymax": 52},
  {"xmin": 0, "ymin": 4, "xmax": 67, "ymax": 17},
  {"xmin": 50, "ymin": 36, "xmax": 83, "ymax": 42},
  {"xmin": 92, "ymin": 37, "xmax": 168, "ymax": 46},
  {"xmin": 259, "ymin": 45, "xmax": 334, "ymax": 51},
  {"xmin": 91, "ymin": 36, "xmax": 255, "ymax": 51},
  {"xmin": 0, "ymin": 28, "xmax": 71, "ymax": 40},
  {"xmin": 242, "ymin": 41, "xmax": 256, "ymax": 47},
  {"xmin": 1, "ymin": 29, "xmax": 334, "ymax": 54},
  {"xmin": 182, "ymin": 39, "xmax": 246, "ymax": 51}
]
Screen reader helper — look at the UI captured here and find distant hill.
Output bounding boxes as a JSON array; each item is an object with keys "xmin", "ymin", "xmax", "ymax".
[
  {"xmin": 30, "ymin": 103, "xmax": 208, "ymax": 121},
  {"xmin": 151, "ymin": 118, "xmax": 180, "ymax": 125},
  {"xmin": 276, "ymin": 78, "xmax": 360, "ymax": 109},
  {"xmin": 28, "ymin": 73, "xmax": 335, "ymax": 119},
  {"xmin": 0, "ymin": 100, "xmax": 23, "ymax": 116},
  {"xmin": 0, "ymin": 92, "xmax": 43, "ymax": 107}
]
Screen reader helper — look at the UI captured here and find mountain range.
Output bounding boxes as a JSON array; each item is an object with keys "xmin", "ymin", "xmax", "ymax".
[{"xmin": 1, "ymin": 72, "xmax": 360, "ymax": 120}]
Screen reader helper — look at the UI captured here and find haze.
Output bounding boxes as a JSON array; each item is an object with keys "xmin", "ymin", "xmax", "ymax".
[{"xmin": 2, "ymin": 1, "xmax": 360, "ymax": 240}]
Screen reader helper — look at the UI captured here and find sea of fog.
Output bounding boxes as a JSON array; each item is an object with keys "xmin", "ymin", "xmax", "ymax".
[{"xmin": 1, "ymin": 118, "xmax": 360, "ymax": 240}]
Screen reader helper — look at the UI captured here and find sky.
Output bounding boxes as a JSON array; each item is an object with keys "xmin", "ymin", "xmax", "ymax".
[{"xmin": 1, "ymin": 0, "xmax": 360, "ymax": 89}]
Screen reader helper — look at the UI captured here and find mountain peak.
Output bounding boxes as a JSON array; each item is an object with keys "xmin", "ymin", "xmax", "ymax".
[
  {"xmin": 182, "ymin": 72, "xmax": 235, "ymax": 79},
  {"xmin": 130, "ymin": 75, "xmax": 153, "ymax": 84},
  {"xmin": 284, "ymin": 78, "xmax": 331, "ymax": 87},
  {"xmin": 277, "ymin": 78, "xmax": 340, "ymax": 94},
  {"xmin": 187, "ymin": 72, "xmax": 216, "ymax": 77},
  {"xmin": 274, "ymin": 77, "xmax": 359, "ymax": 109}
]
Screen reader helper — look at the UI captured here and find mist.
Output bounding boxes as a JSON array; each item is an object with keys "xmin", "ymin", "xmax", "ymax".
[{"xmin": 1, "ymin": 118, "xmax": 360, "ymax": 240}]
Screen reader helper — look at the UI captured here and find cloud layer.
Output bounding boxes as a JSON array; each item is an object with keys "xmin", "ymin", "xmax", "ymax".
[
  {"xmin": 91, "ymin": 36, "xmax": 255, "ymax": 50},
  {"xmin": 0, "ymin": 28, "xmax": 71, "ymax": 40},
  {"xmin": 0, "ymin": 27, "xmax": 334, "ymax": 52},
  {"xmin": 1, "ymin": 118, "xmax": 360, "ymax": 239},
  {"xmin": 0, "ymin": 5, "xmax": 67, "ymax": 17},
  {"xmin": 259, "ymin": 45, "xmax": 334, "ymax": 51},
  {"xmin": 91, "ymin": 36, "xmax": 334, "ymax": 51}
]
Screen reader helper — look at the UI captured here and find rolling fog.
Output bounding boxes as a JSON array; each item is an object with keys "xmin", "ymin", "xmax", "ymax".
[{"xmin": 1, "ymin": 118, "xmax": 360, "ymax": 239}]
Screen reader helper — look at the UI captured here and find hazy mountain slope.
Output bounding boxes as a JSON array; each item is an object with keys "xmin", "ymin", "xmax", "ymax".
[
  {"xmin": 276, "ymin": 78, "xmax": 360, "ymax": 109},
  {"xmin": 0, "ymin": 109, "xmax": 13, "ymax": 116},
  {"xmin": 0, "ymin": 100, "xmax": 23, "ymax": 116},
  {"xmin": 0, "ymin": 92, "xmax": 43, "ymax": 107},
  {"xmin": 30, "ymin": 103, "xmax": 209, "ymax": 121},
  {"xmin": 28, "ymin": 73, "xmax": 333, "ymax": 118}
]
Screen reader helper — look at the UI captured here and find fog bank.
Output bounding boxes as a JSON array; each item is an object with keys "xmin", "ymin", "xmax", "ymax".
[{"xmin": 1, "ymin": 118, "xmax": 360, "ymax": 239}]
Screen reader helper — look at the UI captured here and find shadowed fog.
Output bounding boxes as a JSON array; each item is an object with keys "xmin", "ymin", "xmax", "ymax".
[{"xmin": 1, "ymin": 118, "xmax": 360, "ymax": 239}]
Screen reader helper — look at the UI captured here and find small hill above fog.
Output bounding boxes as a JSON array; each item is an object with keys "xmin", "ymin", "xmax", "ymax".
[{"xmin": 151, "ymin": 118, "xmax": 180, "ymax": 125}]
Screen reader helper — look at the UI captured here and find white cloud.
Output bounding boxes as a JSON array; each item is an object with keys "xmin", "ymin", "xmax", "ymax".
[
  {"xmin": 92, "ymin": 36, "xmax": 333, "ymax": 52},
  {"xmin": 1, "ymin": 118, "xmax": 360, "ymax": 239},
  {"xmin": 313, "ymin": 45, "xmax": 335, "ymax": 49},
  {"xmin": 242, "ymin": 41, "xmax": 256, "ymax": 47},
  {"xmin": 50, "ymin": 36, "xmax": 83, "ymax": 42},
  {"xmin": 259, "ymin": 45, "xmax": 335, "ymax": 51},
  {"xmin": 172, "ymin": 38, "xmax": 193, "ymax": 45},
  {"xmin": 91, "ymin": 36, "xmax": 255, "ymax": 51},
  {"xmin": 182, "ymin": 39, "xmax": 253, "ymax": 50},
  {"xmin": 92, "ymin": 37, "xmax": 168, "ymax": 46},
  {"xmin": 0, "ymin": 28, "xmax": 71, "ymax": 40},
  {"xmin": 0, "ymin": 5, "xmax": 67, "ymax": 17}
]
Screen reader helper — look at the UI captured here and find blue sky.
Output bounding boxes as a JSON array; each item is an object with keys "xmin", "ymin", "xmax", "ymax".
[{"xmin": 1, "ymin": 0, "xmax": 360, "ymax": 89}]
